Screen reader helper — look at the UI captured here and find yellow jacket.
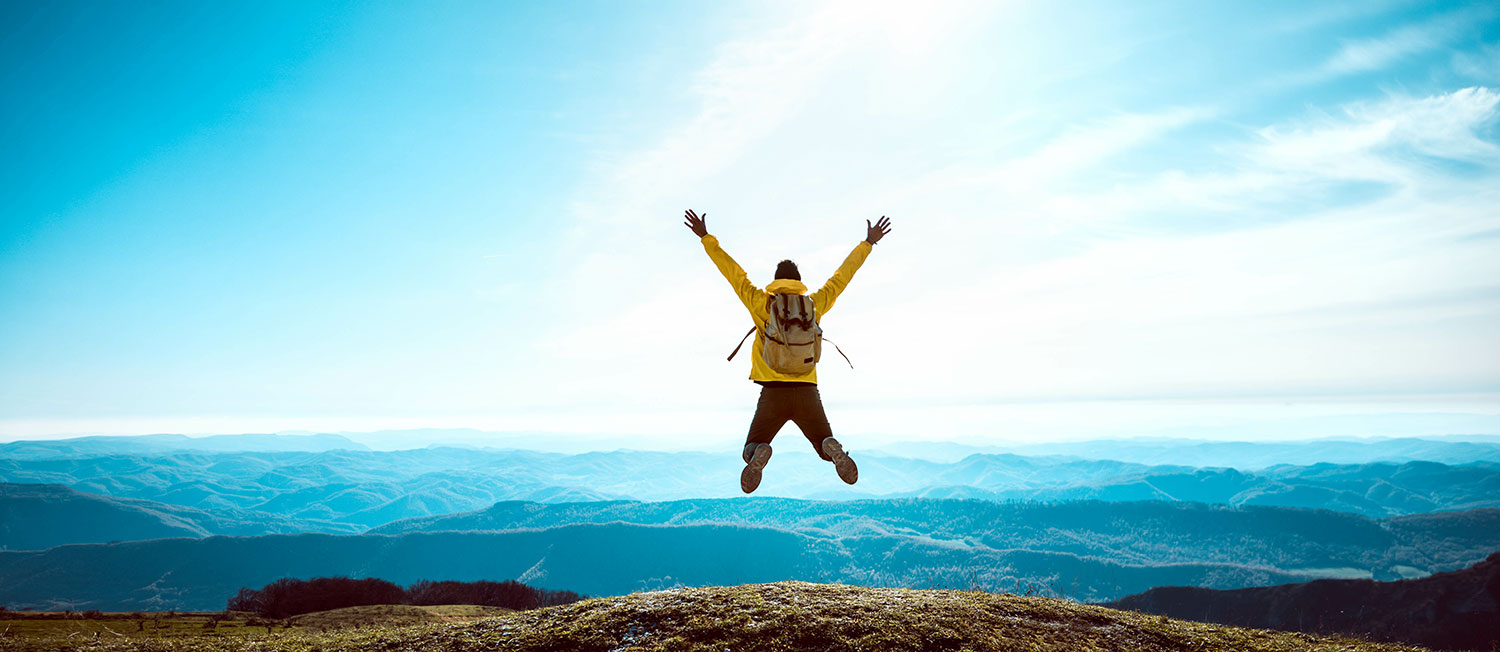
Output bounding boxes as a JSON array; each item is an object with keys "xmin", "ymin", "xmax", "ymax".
[{"xmin": 700, "ymin": 234, "xmax": 873, "ymax": 383}]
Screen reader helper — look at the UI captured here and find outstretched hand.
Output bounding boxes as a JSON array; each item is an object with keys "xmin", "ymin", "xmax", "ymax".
[
  {"xmin": 684, "ymin": 209, "xmax": 708, "ymax": 237},
  {"xmin": 866, "ymin": 216, "xmax": 892, "ymax": 244}
]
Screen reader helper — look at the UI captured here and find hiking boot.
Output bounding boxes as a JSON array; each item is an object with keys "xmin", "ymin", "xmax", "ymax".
[
  {"xmin": 821, "ymin": 437, "xmax": 858, "ymax": 485},
  {"xmin": 740, "ymin": 443, "xmax": 772, "ymax": 494}
]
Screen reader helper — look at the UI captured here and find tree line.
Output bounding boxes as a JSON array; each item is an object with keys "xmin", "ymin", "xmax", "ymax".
[{"xmin": 226, "ymin": 577, "xmax": 584, "ymax": 618}]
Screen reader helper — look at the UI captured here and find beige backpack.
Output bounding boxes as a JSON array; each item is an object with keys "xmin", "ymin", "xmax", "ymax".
[{"xmin": 728, "ymin": 294, "xmax": 851, "ymax": 373}]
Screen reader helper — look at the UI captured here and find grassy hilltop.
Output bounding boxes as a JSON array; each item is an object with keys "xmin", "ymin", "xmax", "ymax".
[{"xmin": 0, "ymin": 582, "xmax": 1428, "ymax": 652}]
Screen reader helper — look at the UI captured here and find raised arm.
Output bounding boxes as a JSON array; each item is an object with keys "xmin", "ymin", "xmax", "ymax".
[
  {"xmin": 686, "ymin": 209, "xmax": 765, "ymax": 316},
  {"xmin": 811, "ymin": 216, "xmax": 891, "ymax": 315}
]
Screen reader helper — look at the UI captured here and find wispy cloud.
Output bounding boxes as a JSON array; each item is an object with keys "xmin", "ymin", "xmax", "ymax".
[
  {"xmin": 508, "ymin": 1, "xmax": 1005, "ymax": 412},
  {"xmin": 545, "ymin": 54, "xmax": 1500, "ymax": 435},
  {"xmin": 1254, "ymin": 86, "xmax": 1500, "ymax": 179},
  {"xmin": 1046, "ymin": 87, "xmax": 1500, "ymax": 224},
  {"xmin": 507, "ymin": 0, "xmax": 1500, "ymax": 440},
  {"xmin": 1452, "ymin": 41, "xmax": 1500, "ymax": 82},
  {"xmin": 11, "ymin": 1, "xmax": 1499, "ymax": 442},
  {"xmin": 1320, "ymin": 6, "xmax": 1482, "ymax": 75},
  {"xmin": 875, "ymin": 87, "xmax": 1500, "ymax": 400},
  {"xmin": 1261, "ymin": 4, "xmax": 1500, "ymax": 92}
]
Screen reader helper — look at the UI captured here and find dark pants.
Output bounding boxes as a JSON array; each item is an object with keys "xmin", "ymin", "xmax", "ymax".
[{"xmin": 745, "ymin": 384, "xmax": 834, "ymax": 461}]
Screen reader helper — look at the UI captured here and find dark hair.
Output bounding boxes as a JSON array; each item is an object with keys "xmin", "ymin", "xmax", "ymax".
[{"xmin": 774, "ymin": 260, "xmax": 800, "ymax": 281}]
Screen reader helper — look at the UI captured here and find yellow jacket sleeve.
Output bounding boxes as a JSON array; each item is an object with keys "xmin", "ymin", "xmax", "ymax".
[
  {"xmin": 700, "ymin": 235, "xmax": 768, "ymax": 319},
  {"xmin": 811, "ymin": 241, "xmax": 873, "ymax": 315}
]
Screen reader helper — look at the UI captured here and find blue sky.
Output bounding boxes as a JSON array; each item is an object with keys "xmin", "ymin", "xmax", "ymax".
[{"xmin": 2, "ymin": 0, "xmax": 1498, "ymax": 446}]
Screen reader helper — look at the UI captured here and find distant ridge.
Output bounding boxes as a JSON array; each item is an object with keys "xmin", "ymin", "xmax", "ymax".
[
  {"xmin": 0, "ymin": 483, "xmax": 206, "ymax": 549},
  {"xmin": 0, "ymin": 483, "xmax": 360, "ymax": 550},
  {"xmin": 1107, "ymin": 551, "xmax": 1500, "ymax": 651},
  {"xmin": 3, "ymin": 446, "xmax": 1496, "ymax": 522},
  {"xmin": 5, "ymin": 499, "xmax": 1498, "ymax": 610},
  {"xmin": 370, "ymin": 498, "xmax": 1500, "ymax": 581},
  {"xmin": 0, "ymin": 432, "xmax": 367, "ymax": 458},
  {"xmin": 879, "ymin": 436, "xmax": 1500, "ymax": 467},
  {"xmin": 0, "ymin": 523, "xmax": 827, "ymax": 610}
]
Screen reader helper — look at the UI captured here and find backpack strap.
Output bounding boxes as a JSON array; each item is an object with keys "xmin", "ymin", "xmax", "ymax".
[
  {"xmin": 727, "ymin": 326, "xmax": 756, "ymax": 362},
  {"xmin": 822, "ymin": 335, "xmax": 854, "ymax": 369},
  {"xmin": 798, "ymin": 295, "xmax": 814, "ymax": 325}
]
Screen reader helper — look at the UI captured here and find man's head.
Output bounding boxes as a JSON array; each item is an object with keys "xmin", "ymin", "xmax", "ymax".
[{"xmin": 774, "ymin": 259, "xmax": 801, "ymax": 281}]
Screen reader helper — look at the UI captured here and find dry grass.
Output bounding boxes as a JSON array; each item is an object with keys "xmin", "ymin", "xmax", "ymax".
[
  {"xmin": 0, "ymin": 582, "xmax": 1432, "ymax": 652},
  {"xmin": 287, "ymin": 604, "xmax": 511, "ymax": 629}
]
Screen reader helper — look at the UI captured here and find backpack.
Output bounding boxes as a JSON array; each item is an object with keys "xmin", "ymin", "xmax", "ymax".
[{"xmin": 728, "ymin": 294, "xmax": 851, "ymax": 373}]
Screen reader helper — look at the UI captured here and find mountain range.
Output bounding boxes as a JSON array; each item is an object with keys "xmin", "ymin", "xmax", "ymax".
[
  {"xmin": 3, "ymin": 444, "xmax": 1498, "ymax": 550},
  {"xmin": 4, "ymin": 432, "xmax": 1498, "ymax": 630},
  {"xmin": 0, "ymin": 483, "xmax": 362, "ymax": 550},
  {"xmin": 885, "ymin": 435, "xmax": 1500, "ymax": 467},
  {"xmin": 371, "ymin": 497, "xmax": 1500, "ymax": 581},
  {"xmin": 1108, "ymin": 551, "xmax": 1500, "ymax": 651},
  {"xmin": 0, "ymin": 433, "xmax": 369, "ymax": 459},
  {"xmin": 2, "ymin": 498, "xmax": 1496, "ymax": 610},
  {"xmin": 9, "ymin": 431, "xmax": 1500, "ymax": 465}
]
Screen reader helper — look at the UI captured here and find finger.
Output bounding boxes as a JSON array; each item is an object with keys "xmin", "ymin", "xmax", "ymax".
[{"xmin": 866, "ymin": 219, "xmax": 872, "ymax": 229}]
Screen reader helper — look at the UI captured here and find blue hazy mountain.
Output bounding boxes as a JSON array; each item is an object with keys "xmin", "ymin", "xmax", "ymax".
[
  {"xmin": 370, "ymin": 498, "xmax": 1500, "ymax": 582},
  {"xmin": 0, "ymin": 483, "xmax": 361, "ymax": 550},
  {"xmin": 10, "ymin": 431, "xmax": 1500, "ymax": 465},
  {"xmin": 878, "ymin": 437, "xmax": 1500, "ymax": 466},
  {"xmin": 0, "ymin": 432, "xmax": 368, "ymax": 459},
  {"xmin": 0, "ymin": 448, "xmax": 626, "ymax": 532},
  {"xmin": 1107, "ymin": 551, "xmax": 1500, "ymax": 651},
  {"xmin": 2, "ymin": 499, "xmax": 1496, "ymax": 611},
  {"xmin": 2, "ymin": 446, "xmax": 1496, "ymax": 536}
]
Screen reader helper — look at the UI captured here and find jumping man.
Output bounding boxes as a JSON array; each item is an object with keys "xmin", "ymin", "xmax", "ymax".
[{"xmin": 684, "ymin": 209, "xmax": 892, "ymax": 493}]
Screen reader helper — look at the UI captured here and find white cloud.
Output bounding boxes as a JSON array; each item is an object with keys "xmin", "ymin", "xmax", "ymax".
[
  {"xmin": 1254, "ymin": 87, "xmax": 1500, "ymax": 181},
  {"xmin": 347, "ymin": 7, "xmax": 1500, "ymax": 442},
  {"xmin": 1453, "ymin": 41, "xmax": 1500, "ymax": 82},
  {"xmin": 516, "ymin": 1, "xmax": 1006, "ymax": 410},
  {"xmin": 1320, "ymin": 5, "xmax": 1493, "ymax": 76},
  {"xmin": 533, "ymin": 70, "xmax": 1500, "ymax": 439},
  {"xmin": 1259, "ymin": 5, "xmax": 1498, "ymax": 95},
  {"xmin": 9, "ymin": 2, "xmax": 1500, "ymax": 445},
  {"xmin": 1026, "ymin": 87, "xmax": 1500, "ymax": 226}
]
